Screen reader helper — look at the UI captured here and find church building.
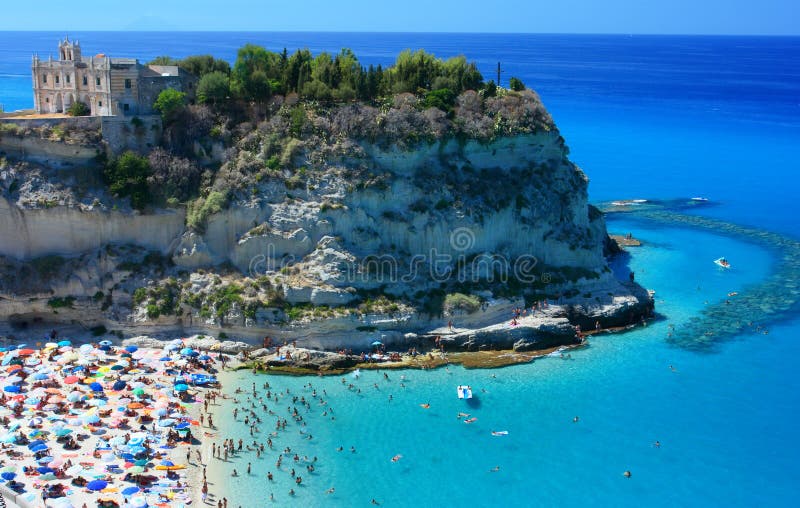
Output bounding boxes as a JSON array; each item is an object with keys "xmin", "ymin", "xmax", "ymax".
[{"xmin": 32, "ymin": 37, "xmax": 196, "ymax": 116}]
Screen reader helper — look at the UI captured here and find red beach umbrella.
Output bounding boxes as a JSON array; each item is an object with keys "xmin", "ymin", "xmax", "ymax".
[{"xmin": 64, "ymin": 376, "xmax": 80, "ymax": 384}]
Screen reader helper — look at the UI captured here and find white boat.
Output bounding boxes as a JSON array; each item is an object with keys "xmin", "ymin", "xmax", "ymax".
[
  {"xmin": 691, "ymin": 197, "xmax": 709, "ymax": 202},
  {"xmin": 457, "ymin": 385, "xmax": 473, "ymax": 399},
  {"xmin": 714, "ymin": 257, "xmax": 731, "ymax": 269}
]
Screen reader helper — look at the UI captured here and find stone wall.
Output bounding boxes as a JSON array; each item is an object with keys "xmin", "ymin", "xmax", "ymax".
[{"xmin": 100, "ymin": 115, "xmax": 161, "ymax": 154}]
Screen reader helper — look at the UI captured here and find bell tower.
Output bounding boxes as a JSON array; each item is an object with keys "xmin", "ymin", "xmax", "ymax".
[{"xmin": 58, "ymin": 36, "xmax": 81, "ymax": 62}]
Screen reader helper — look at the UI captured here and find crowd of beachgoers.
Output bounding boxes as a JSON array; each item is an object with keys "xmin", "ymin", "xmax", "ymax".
[{"xmin": 0, "ymin": 337, "xmax": 222, "ymax": 508}]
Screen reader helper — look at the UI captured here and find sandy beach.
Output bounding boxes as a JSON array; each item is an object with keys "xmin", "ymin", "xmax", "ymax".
[{"xmin": 0, "ymin": 338, "xmax": 222, "ymax": 508}]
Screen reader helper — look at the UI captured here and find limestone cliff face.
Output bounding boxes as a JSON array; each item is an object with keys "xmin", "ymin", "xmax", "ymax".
[
  {"xmin": 0, "ymin": 196, "xmax": 185, "ymax": 259},
  {"xmin": 177, "ymin": 131, "xmax": 606, "ymax": 283},
  {"xmin": 0, "ymin": 121, "xmax": 653, "ymax": 349}
]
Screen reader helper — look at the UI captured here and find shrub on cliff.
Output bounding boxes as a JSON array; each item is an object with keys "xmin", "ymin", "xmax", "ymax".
[
  {"xmin": 197, "ymin": 72, "xmax": 231, "ymax": 104},
  {"xmin": 103, "ymin": 151, "xmax": 152, "ymax": 210},
  {"xmin": 444, "ymin": 293, "xmax": 482, "ymax": 314},
  {"xmin": 146, "ymin": 148, "xmax": 203, "ymax": 204},
  {"xmin": 154, "ymin": 88, "xmax": 187, "ymax": 123},
  {"xmin": 66, "ymin": 101, "xmax": 90, "ymax": 117},
  {"xmin": 187, "ymin": 190, "xmax": 228, "ymax": 232}
]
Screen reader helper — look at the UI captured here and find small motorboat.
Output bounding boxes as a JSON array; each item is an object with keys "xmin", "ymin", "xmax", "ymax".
[
  {"xmin": 714, "ymin": 257, "xmax": 731, "ymax": 269},
  {"xmin": 457, "ymin": 385, "xmax": 473, "ymax": 399},
  {"xmin": 691, "ymin": 197, "xmax": 709, "ymax": 202}
]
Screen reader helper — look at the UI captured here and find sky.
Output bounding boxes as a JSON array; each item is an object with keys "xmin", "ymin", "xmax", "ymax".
[{"xmin": 2, "ymin": 0, "xmax": 798, "ymax": 35}]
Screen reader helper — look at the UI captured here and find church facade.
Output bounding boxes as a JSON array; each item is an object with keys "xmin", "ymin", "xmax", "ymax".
[{"xmin": 32, "ymin": 37, "xmax": 196, "ymax": 117}]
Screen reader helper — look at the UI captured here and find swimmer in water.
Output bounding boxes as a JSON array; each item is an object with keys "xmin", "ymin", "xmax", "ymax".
[
  {"xmin": 490, "ymin": 466, "xmax": 500, "ymax": 472},
  {"xmin": 623, "ymin": 471, "xmax": 632, "ymax": 478},
  {"xmin": 573, "ymin": 416, "xmax": 579, "ymax": 423},
  {"xmin": 391, "ymin": 454, "xmax": 402, "ymax": 463},
  {"xmin": 326, "ymin": 487, "xmax": 335, "ymax": 494},
  {"xmin": 420, "ymin": 403, "xmax": 430, "ymax": 409},
  {"xmin": 457, "ymin": 412, "xmax": 470, "ymax": 419},
  {"xmin": 654, "ymin": 441, "xmax": 661, "ymax": 448}
]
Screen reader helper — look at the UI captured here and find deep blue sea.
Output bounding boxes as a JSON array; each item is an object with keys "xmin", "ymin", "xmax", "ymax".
[{"xmin": 2, "ymin": 32, "xmax": 800, "ymax": 507}]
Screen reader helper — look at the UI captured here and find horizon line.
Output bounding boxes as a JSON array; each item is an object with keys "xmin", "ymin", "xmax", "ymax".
[{"xmin": 1, "ymin": 29, "xmax": 799, "ymax": 37}]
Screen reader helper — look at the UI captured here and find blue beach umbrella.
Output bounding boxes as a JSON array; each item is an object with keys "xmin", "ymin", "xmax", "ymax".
[
  {"xmin": 32, "ymin": 372, "xmax": 49, "ymax": 380},
  {"xmin": 37, "ymin": 456, "xmax": 54, "ymax": 464},
  {"xmin": 198, "ymin": 354, "xmax": 211, "ymax": 360},
  {"xmin": 112, "ymin": 380, "xmax": 127, "ymax": 391},
  {"xmin": 57, "ymin": 340, "xmax": 71, "ymax": 347},
  {"xmin": 37, "ymin": 466, "xmax": 54, "ymax": 474},
  {"xmin": 99, "ymin": 340, "xmax": 113, "ymax": 347},
  {"xmin": 179, "ymin": 347, "xmax": 194, "ymax": 355},
  {"xmin": 174, "ymin": 384, "xmax": 188, "ymax": 392},
  {"xmin": 122, "ymin": 486, "xmax": 140, "ymax": 496},
  {"xmin": 29, "ymin": 443, "xmax": 48, "ymax": 453},
  {"xmin": 86, "ymin": 479, "xmax": 108, "ymax": 491},
  {"xmin": 3, "ymin": 385, "xmax": 20, "ymax": 393},
  {"xmin": 89, "ymin": 382, "xmax": 104, "ymax": 392},
  {"xmin": 27, "ymin": 439, "xmax": 45, "ymax": 449},
  {"xmin": 125, "ymin": 345, "xmax": 138, "ymax": 353},
  {"xmin": 174, "ymin": 422, "xmax": 189, "ymax": 430},
  {"xmin": 1, "ymin": 472, "xmax": 16, "ymax": 481},
  {"xmin": 159, "ymin": 356, "xmax": 171, "ymax": 361},
  {"xmin": 159, "ymin": 460, "xmax": 174, "ymax": 467}
]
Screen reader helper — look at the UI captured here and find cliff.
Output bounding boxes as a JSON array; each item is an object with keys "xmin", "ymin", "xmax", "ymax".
[{"xmin": 0, "ymin": 89, "xmax": 653, "ymax": 351}]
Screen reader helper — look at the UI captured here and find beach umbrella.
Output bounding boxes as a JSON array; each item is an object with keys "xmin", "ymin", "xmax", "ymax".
[
  {"xmin": 0, "ymin": 466, "xmax": 15, "ymax": 474},
  {"xmin": 89, "ymin": 382, "xmax": 104, "ymax": 392},
  {"xmin": 99, "ymin": 340, "xmax": 113, "ymax": 347},
  {"xmin": 83, "ymin": 414, "xmax": 100, "ymax": 424},
  {"xmin": 54, "ymin": 428, "xmax": 72, "ymax": 437},
  {"xmin": 39, "ymin": 473, "xmax": 58, "ymax": 481},
  {"xmin": 27, "ymin": 439, "xmax": 46, "ymax": 449},
  {"xmin": 37, "ymin": 466, "xmax": 54, "ymax": 474},
  {"xmin": 157, "ymin": 418, "xmax": 176, "ymax": 427},
  {"xmin": 37, "ymin": 456, "xmax": 54, "ymax": 464},
  {"xmin": 1, "ymin": 472, "xmax": 16, "ymax": 481},
  {"xmin": 159, "ymin": 356, "xmax": 171, "ymax": 362},
  {"xmin": 30, "ymin": 443, "xmax": 48, "ymax": 453},
  {"xmin": 174, "ymin": 384, "xmax": 188, "ymax": 392},
  {"xmin": 57, "ymin": 340, "xmax": 71, "ymax": 347},
  {"xmin": 63, "ymin": 375, "xmax": 80, "ymax": 384},
  {"xmin": 86, "ymin": 479, "xmax": 108, "ymax": 491},
  {"xmin": 110, "ymin": 364, "xmax": 125, "ymax": 371},
  {"xmin": 32, "ymin": 372, "xmax": 49, "ymax": 380},
  {"xmin": 174, "ymin": 422, "xmax": 189, "ymax": 430},
  {"xmin": 18, "ymin": 348, "xmax": 35, "ymax": 356},
  {"xmin": 179, "ymin": 347, "xmax": 194, "ymax": 356},
  {"xmin": 125, "ymin": 345, "xmax": 138, "ymax": 353},
  {"xmin": 132, "ymin": 387, "xmax": 145, "ymax": 397},
  {"xmin": 122, "ymin": 486, "xmax": 141, "ymax": 496},
  {"xmin": 130, "ymin": 496, "xmax": 148, "ymax": 508},
  {"xmin": 133, "ymin": 459, "xmax": 148, "ymax": 467},
  {"xmin": 112, "ymin": 380, "xmax": 127, "ymax": 391},
  {"xmin": 3, "ymin": 385, "xmax": 20, "ymax": 393},
  {"xmin": 126, "ymin": 465, "xmax": 145, "ymax": 474},
  {"xmin": 0, "ymin": 434, "xmax": 16, "ymax": 444}
]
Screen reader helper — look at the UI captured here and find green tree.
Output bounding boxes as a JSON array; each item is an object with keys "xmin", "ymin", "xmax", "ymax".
[
  {"xmin": 422, "ymin": 88, "xmax": 456, "ymax": 112},
  {"xmin": 483, "ymin": 80, "xmax": 497, "ymax": 98},
  {"xmin": 197, "ymin": 71, "xmax": 230, "ymax": 104},
  {"xmin": 66, "ymin": 101, "xmax": 90, "ymax": 116},
  {"xmin": 103, "ymin": 151, "xmax": 152, "ymax": 210},
  {"xmin": 148, "ymin": 56, "xmax": 180, "ymax": 66},
  {"xmin": 153, "ymin": 88, "xmax": 186, "ymax": 122},
  {"xmin": 231, "ymin": 44, "xmax": 281, "ymax": 101},
  {"xmin": 179, "ymin": 55, "xmax": 231, "ymax": 76},
  {"xmin": 509, "ymin": 77, "xmax": 526, "ymax": 91}
]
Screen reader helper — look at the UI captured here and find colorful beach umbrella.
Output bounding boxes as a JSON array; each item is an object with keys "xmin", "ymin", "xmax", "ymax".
[{"xmin": 86, "ymin": 479, "xmax": 108, "ymax": 491}]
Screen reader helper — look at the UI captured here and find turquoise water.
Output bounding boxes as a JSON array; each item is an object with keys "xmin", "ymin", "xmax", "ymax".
[
  {"xmin": 1, "ymin": 34, "xmax": 799, "ymax": 505},
  {"xmin": 207, "ymin": 222, "xmax": 798, "ymax": 507}
]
